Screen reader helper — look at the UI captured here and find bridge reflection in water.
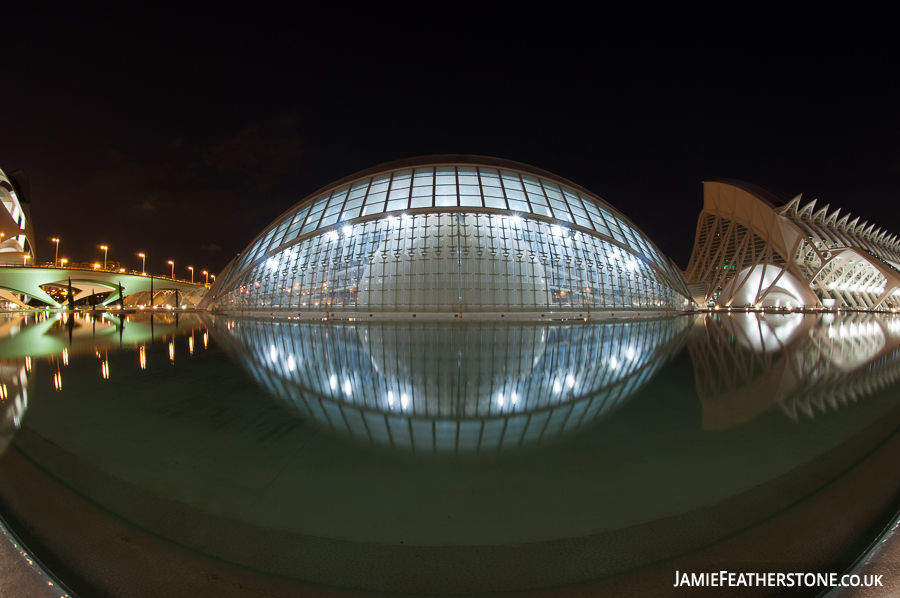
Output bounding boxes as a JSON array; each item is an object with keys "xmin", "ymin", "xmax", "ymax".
[{"xmin": 208, "ymin": 316, "xmax": 693, "ymax": 454}]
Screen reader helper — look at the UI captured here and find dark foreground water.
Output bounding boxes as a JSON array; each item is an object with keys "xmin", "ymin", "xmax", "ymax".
[{"xmin": 1, "ymin": 310, "xmax": 900, "ymax": 597}]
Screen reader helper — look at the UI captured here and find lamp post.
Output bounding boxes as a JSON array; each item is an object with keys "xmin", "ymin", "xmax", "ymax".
[
  {"xmin": 60, "ymin": 258, "xmax": 68, "ymax": 268},
  {"xmin": 138, "ymin": 253, "xmax": 146, "ymax": 274},
  {"xmin": 203, "ymin": 270, "xmax": 208, "ymax": 286},
  {"xmin": 188, "ymin": 266, "xmax": 194, "ymax": 283},
  {"xmin": 100, "ymin": 245, "xmax": 108, "ymax": 270},
  {"xmin": 168, "ymin": 260, "xmax": 174, "ymax": 279},
  {"xmin": 23, "ymin": 254, "xmax": 30, "ymax": 266},
  {"xmin": 52, "ymin": 238, "xmax": 60, "ymax": 266}
]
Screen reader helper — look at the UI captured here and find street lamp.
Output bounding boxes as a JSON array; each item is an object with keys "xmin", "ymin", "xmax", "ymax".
[
  {"xmin": 168, "ymin": 260, "xmax": 174, "ymax": 278},
  {"xmin": 188, "ymin": 266, "xmax": 194, "ymax": 283},
  {"xmin": 52, "ymin": 238, "xmax": 60, "ymax": 266},
  {"xmin": 23, "ymin": 254, "xmax": 30, "ymax": 266},
  {"xmin": 60, "ymin": 258, "xmax": 68, "ymax": 267},
  {"xmin": 138, "ymin": 253, "xmax": 146, "ymax": 274},
  {"xmin": 203, "ymin": 270, "xmax": 208, "ymax": 285},
  {"xmin": 100, "ymin": 245, "xmax": 108, "ymax": 270}
]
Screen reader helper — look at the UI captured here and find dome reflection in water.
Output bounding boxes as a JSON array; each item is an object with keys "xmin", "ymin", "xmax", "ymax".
[
  {"xmin": 209, "ymin": 316, "xmax": 692, "ymax": 454},
  {"xmin": 1, "ymin": 312, "xmax": 900, "ymax": 596}
]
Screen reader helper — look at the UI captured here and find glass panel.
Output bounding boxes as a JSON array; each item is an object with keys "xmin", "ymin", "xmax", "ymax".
[
  {"xmin": 328, "ymin": 188, "xmax": 349, "ymax": 207},
  {"xmin": 340, "ymin": 207, "xmax": 361, "ymax": 220},
  {"xmin": 531, "ymin": 204, "xmax": 552, "ymax": 218},
  {"xmin": 363, "ymin": 202, "xmax": 385, "ymax": 216},
  {"xmin": 435, "ymin": 195, "xmax": 457, "ymax": 207},
  {"xmin": 387, "ymin": 199, "xmax": 408, "ymax": 212},
  {"xmin": 484, "ymin": 196, "xmax": 507, "ymax": 209},
  {"xmin": 507, "ymin": 200, "xmax": 529, "ymax": 212},
  {"xmin": 348, "ymin": 180, "xmax": 370, "ymax": 199}
]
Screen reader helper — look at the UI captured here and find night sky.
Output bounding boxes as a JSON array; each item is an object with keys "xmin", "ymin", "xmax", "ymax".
[{"xmin": 2, "ymin": 5, "xmax": 897, "ymax": 277}]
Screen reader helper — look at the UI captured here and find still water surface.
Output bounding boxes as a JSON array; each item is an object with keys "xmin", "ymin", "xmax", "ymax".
[{"xmin": 1, "ymin": 311, "xmax": 900, "ymax": 596}]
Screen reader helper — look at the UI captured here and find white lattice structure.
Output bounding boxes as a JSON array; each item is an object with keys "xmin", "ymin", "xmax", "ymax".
[{"xmin": 685, "ymin": 179, "xmax": 900, "ymax": 310}]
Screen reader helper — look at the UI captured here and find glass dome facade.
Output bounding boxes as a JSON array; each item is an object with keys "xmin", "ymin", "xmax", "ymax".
[{"xmin": 211, "ymin": 157, "xmax": 691, "ymax": 313}]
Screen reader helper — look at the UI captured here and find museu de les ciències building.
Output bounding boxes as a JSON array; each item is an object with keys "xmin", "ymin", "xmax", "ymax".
[{"xmin": 684, "ymin": 179, "xmax": 900, "ymax": 310}]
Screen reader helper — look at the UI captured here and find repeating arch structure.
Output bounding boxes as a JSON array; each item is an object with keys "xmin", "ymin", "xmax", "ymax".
[
  {"xmin": 685, "ymin": 180, "xmax": 900, "ymax": 310},
  {"xmin": 209, "ymin": 156, "xmax": 691, "ymax": 314}
]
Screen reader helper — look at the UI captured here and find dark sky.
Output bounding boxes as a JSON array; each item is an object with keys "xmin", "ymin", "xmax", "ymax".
[{"xmin": 2, "ymin": 4, "xmax": 898, "ymax": 276}]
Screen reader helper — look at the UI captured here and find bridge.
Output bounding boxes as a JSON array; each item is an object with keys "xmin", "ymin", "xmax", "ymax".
[{"xmin": 0, "ymin": 264, "xmax": 207, "ymax": 309}]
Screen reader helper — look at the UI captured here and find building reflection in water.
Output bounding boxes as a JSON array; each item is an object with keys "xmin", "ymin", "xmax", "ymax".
[
  {"xmin": 207, "ymin": 316, "xmax": 693, "ymax": 454},
  {"xmin": 689, "ymin": 312, "xmax": 900, "ymax": 429},
  {"xmin": 0, "ymin": 311, "xmax": 207, "ymax": 453}
]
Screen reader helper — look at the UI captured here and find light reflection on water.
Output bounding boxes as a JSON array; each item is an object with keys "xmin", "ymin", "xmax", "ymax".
[
  {"xmin": 208, "ymin": 315, "xmax": 692, "ymax": 454},
  {"xmin": 1, "ymin": 311, "xmax": 900, "ymax": 595}
]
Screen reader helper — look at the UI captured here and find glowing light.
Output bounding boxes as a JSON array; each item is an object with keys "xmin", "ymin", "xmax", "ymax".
[
  {"xmin": 343, "ymin": 380, "xmax": 352, "ymax": 395},
  {"xmin": 287, "ymin": 355, "xmax": 295, "ymax": 372},
  {"xmin": 566, "ymin": 375, "xmax": 575, "ymax": 388},
  {"xmin": 343, "ymin": 226, "xmax": 352, "ymax": 237},
  {"xmin": 498, "ymin": 393, "xmax": 504, "ymax": 406},
  {"xmin": 269, "ymin": 345, "xmax": 278, "ymax": 362},
  {"xmin": 609, "ymin": 356, "xmax": 618, "ymax": 369},
  {"xmin": 511, "ymin": 392, "xmax": 518, "ymax": 405},
  {"xmin": 168, "ymin": 341, "xmax": 175, "ymax": 363},
  {"xmin": 140, "ymin": 345, "xmax": 146, "ymax": 370},
  {"xmin": 553, "ymin": 380, "xmax": 561, "ymax": 393},
  {"xmin": 401, "ymin": 393, "xmax": 409, "ymax": 409},
  {"xmin": 62, "ymin": 348, "xmax": 68, "ymax": 366},
  {"xmin": 388, "ymin": 391, "xmax": 394, "ymax": 406},
  {"xmin": 626, "ymin": 347, "xmax": 635, "ymax": 360},
  {"xmin": 551, "ymin": 225, "xmax": 562, "ymax": 236},
  {"xmin": 328, "ymin": 231, "xmax": 339, "ymax": 241},
  {"xmin": 329, "ymin": 375, "xmax": 336, "ymax": 390}
]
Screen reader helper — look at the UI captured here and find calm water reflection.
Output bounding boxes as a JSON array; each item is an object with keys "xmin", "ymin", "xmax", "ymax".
[
  {"xmin": 209, "ymin": 316, "xmax": 691, "ymax": 453},
  {"xmin": 1, "ymin": 310, "xmax": 899, "ymax": 596}
]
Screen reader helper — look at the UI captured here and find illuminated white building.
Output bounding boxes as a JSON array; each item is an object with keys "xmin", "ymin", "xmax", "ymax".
[
  {"xmin": 208, "ymin": 156, "xmax": 691, "ymax": 315},
  {"xmin": 0, "ymin": 167, "xmax": 35, "ymax": 265},
  {"xmin": 685, "ymin": 179, "xmax": 900, "ymax": 310}
]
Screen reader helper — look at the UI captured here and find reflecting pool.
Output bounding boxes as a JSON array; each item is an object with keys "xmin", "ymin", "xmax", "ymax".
[{"xmin": 1, "ymin": 310, "xmax": 900, "ymax": 597}]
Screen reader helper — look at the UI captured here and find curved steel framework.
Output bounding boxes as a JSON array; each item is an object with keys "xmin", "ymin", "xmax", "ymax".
[
  {"xmin": 210, "ymin": 157, "xmax": 691, "ymax": 313},
  {"xmin": 686, "ymin": 180, "xmax": 900, "ymax": 310},
  {"xmin": 208, "ymin": 316, "xmax": 692, "ymax": 454}
]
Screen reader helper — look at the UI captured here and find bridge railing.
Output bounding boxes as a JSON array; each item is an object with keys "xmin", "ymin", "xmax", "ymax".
[{"xmin": 0, "ymin": 262, "xmax": 208, "ymax": 287}]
